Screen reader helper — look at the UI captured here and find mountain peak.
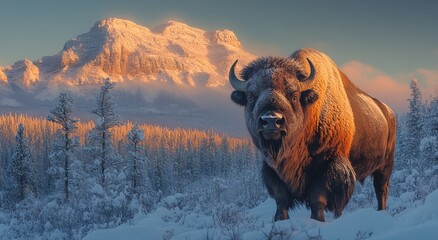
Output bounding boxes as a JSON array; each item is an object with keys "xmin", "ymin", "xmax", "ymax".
[
  {"xmin": 164, "ymin": 20, "xmax": 192, "ymax": 28},
  {"xmin": 152, "ymin": 20, "xmax": 204, "ymax": 37},
  {"xmin": 211, "ymin": 29, "xmax": 241, "ymax": 48},
  {"xmin": 91, "ymin": 17, "xmax": 151, "ymax": 35},
  {"xmin": 7, "ymin": 59, "xmax": 40, "ymax": 87}
]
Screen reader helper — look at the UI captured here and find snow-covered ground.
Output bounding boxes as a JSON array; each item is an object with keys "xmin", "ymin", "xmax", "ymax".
[{"xmin": 84, "ymin": 190, "xmax": 438, "ymax": 240}]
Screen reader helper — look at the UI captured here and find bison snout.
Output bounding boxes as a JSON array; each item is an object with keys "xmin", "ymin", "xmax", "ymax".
[
  {"xmin": 259, "ymin": 111, "xmax": 285, "ymax": 129},
  {"xmin": 258, "ymin": 111, "xmax": 286, "ymax": 140}
]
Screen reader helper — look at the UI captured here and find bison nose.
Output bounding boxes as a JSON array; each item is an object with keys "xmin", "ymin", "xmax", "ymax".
[{"xmin": 259, "ymin": 111, "xmax": 285, "ymax": 130}]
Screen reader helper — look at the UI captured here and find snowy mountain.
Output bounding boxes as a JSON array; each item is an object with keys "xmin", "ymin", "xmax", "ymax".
[
  {"xmin": 0, "ymin": 18, "xmax": 256, "ymax": 135},
  {"xmin": 0, "ymin": 18, "xmax": 255, "ymax": 88}
]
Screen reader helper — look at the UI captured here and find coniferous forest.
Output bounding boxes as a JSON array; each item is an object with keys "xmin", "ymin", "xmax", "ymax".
[{"xmin": 0, "ymin": 78, "xmax": 437, "ymax": 239}]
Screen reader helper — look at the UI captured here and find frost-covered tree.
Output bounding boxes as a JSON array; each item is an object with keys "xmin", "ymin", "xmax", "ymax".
[
  {"xmin": 420, "ymin": 96, "xmax": 438, "ymax": 170},
  {"xmin": 90, "ymin": 78, "xmax": 120, "ymax": 185},
  {"xmin": 217, "ymin": 137, "xmax": 232, "ymax": 175},
  {"xmin": 6, "ymin": 123, "xmax": 37, "ymax": 203},
  {"xmin": 406, "ymin": 79, "xmax": 424, "ymax": 165},
  {"xmin": 174, "ymin": 146, "xmax": 186, "ymax": 192},
  {"xmin": 125, "ymin": 124, "xmax": 150, "ymax": 196},
  {"xmin": 47, "ymin": 91, "xmax": 78, "ymax": 201},
  {"xmin": 425, "ymin": 96, "xmax": 438, "ymax": 137},
  {"xmin": 156, "ymin": 145, "xmax": 168, "ymax": 195},
  {"xmin": 183, "ymin": 138, "xmax": 200, "ymax": 182},
  {"xmin": 200, "ymin": 131, "xmax": 216, "ymax": 176}
]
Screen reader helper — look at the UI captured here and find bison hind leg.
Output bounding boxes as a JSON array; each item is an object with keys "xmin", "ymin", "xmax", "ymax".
[{"xmin": 373, "ymin": 169, "xmax": 391, "ymax": 210}]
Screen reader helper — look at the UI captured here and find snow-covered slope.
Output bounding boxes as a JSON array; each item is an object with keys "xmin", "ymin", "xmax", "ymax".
[
  {"xmin": 84, "ymin": 191, "xmax": 438, "ymax": 240},
  {"xmin": 0, "ymin": 18, "xmax": 255, "ymax": 88}
]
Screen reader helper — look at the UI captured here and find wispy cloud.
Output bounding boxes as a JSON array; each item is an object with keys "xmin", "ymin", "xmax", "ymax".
[
  {"xmin": 341, "ymin": 61, "xmax": 410, "ymax": 113},
  {"xmin": 416, "ymin": 68, "xmax": 438, "ymax": 97},
  {"xmin": 341, "ymin": 61, "xmax": 438, "ymax": 113}
]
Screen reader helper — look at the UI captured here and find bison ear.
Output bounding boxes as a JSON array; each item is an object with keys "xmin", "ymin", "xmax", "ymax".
[
  {"xmin": 231, "ymin": 91, "xmax": 247, "ymax": 106},
  {"xmin": 300, "ymin": 89, "xmax": 319, "ymax": 106}
]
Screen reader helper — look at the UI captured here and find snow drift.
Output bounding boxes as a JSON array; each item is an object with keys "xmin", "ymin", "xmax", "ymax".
[{"xmin": 84, "ymin": 190, "xmax": 438, "ymax": 240}]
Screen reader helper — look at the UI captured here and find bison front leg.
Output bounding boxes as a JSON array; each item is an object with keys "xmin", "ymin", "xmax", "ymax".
[
  {"xmin": 262, "ymin": 162, "xmax": 294, "ymax": 221},
  {"xmin": 308, "ymin": 157, "xmax": 356, "ymax": 222}
]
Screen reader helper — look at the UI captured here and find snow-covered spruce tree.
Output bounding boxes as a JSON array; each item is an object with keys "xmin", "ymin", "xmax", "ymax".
[
  {"xmin": 217, "ymin": 136, "xmax": 232, "ymax": 175},
  {"xmin": 420, "ymin": 97, "xmax": 438, "ymax": 168},
  {"xmin": 405, "ymin": 79, "xmax": 424, "ymax": 166},
  {"xmin": 47, "ymin": 91, "xmax": 78, "ymax": 201},
  {"xmin": 125, "ymin": 125, "xmax": 155, "ymax": 213},
  {"xmin": 418, "ymin": 96, "xmax": 438, "ymax": 193},
  {"xmin": 174, "ymin": 144, "xmax": 186, "ymax": 192},
  {"xmin": 90, "ymin": 78, "xmax": 120, "ymax": 186},
  {"xmin": 426, "ymin": 96, "xmax": 438, "ymax": 137},
  {"xmin": 157, "ymin": 143, "xmax": 171, "ymax": 195},
  {"xmin": 125, "ymin": 124, "xmax": 150, "ymax": 196},
  {"xmin": 200, "ymin": 131, "xmax": 217, "ymax": 176},
  {"xmin": 6, "ymin": 123, "xmax": 37, "ymax": 204},
  {"xmin": 186, "ymin": 139, "xmax": 201, "ymax": 182}
]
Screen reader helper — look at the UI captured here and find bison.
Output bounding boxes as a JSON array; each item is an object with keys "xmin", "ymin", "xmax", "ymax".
[{"xmin": 229, "ymin": 48, "xmax": 396, "ymax": 222}]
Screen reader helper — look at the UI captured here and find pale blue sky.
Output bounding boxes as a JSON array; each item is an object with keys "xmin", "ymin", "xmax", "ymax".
[{"xmin": 0, "ymin": 0, "xmax": 437, "ymax": 82}]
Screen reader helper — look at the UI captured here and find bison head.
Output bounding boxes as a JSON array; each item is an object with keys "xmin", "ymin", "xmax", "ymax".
[{"xmin": 230, "ymin": 56, "xmax": 319, "ymax": 161}]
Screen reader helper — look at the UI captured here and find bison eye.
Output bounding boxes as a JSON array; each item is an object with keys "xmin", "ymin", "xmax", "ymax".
[
  {"xmin": 286, "ymin": 89, "xmax": 298, "ymax": 101},
  {"xmin": 297, "ymin": 73, "xmax": 306, "ymax": 81}
]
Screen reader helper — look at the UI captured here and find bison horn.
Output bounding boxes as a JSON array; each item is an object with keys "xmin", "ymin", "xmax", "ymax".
[
  {"xmin": 299, "ymin": 58, "xmax": 316, "ymax": 90},
  {"xmin": 229, "ymin": 60, "xmax": 247, "ymax": 92},
  {"xmin": 305, "ymin": 58, "xmax": 316, "ymax": 82}
]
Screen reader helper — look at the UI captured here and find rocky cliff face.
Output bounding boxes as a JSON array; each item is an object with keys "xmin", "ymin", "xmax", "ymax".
[{"xmin": 0, "ymin": 18, "xmax": 255, "ymax": 88}]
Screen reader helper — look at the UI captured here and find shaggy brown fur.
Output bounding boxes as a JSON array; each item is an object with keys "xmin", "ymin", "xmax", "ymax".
[{"xmin": 230, "ymin": 48, "xmax": 396, "ymax": 222}]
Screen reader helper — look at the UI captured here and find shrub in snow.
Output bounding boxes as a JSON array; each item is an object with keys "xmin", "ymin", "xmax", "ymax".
[
  {"xmin": 2, "ymin": 197, "xmax": 44, "ymax": 239},
  {"xmin": 159, "ymin": 193, "xmax": 187, "ymax": 210},
  {"xmin": 213, "ymin": 203, "xmax": 254, "ymax": 238},
  {"xmin": 419, "ymin": 136, "xmax": 437, "ymax": 152},
  {"xmin": 263, "ymin": 221, "xmax": 297, "ymax": 240},
  {"xmin": 162, "ymin": 229, "xmax": 175, "ymax": 240}
]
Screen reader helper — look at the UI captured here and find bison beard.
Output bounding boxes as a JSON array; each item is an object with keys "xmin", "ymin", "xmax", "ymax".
[
  {"xmin": 229, "ymin": 48, "xmax": 396, "ymax": 222},
  {"xmin": 260, "ymin": 134, "xmax": 283, "ymax": 161}
]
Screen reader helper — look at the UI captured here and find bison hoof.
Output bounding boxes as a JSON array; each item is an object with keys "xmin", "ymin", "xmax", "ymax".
[{"xmin": 274, "ymin": 208, "xmax": 289, "ymax": 221}]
